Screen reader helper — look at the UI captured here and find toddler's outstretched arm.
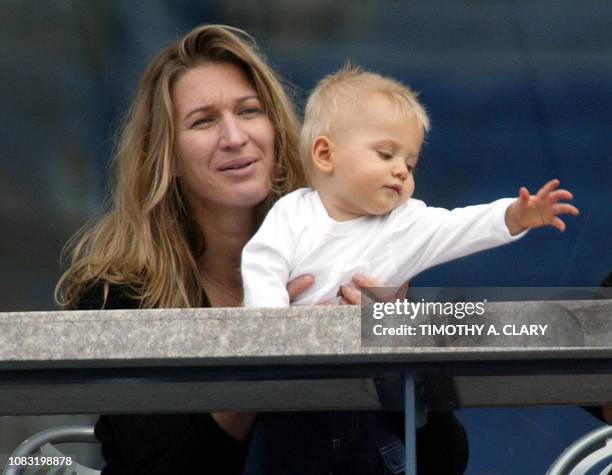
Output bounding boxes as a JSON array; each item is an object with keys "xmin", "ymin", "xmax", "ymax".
[{"xmin": 505, "ymin": 179, "xmax": 579, "ymax": 235}]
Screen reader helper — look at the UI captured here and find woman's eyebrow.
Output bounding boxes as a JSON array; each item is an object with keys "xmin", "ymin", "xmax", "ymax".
[
  {"xmin": 184, "ymin": 105, "xmax": 214, "ymax": 121},
  {"xmin": 183, "ymin": 95, "xmax": 261, "ymax": 121},
  {"xmin": 236, "ymin": 95, "xmax": 261, "ymax": 104}
]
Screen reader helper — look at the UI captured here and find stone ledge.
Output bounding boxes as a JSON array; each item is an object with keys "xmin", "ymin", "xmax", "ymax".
[{"xmin": 0, "ymin": 300, "xmax": 610, "ymax": 369}]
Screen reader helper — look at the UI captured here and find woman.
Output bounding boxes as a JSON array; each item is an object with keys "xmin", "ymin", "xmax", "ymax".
[{"xmin": 56, "ymin": 24, "xmax": 467, "ymax": 474}]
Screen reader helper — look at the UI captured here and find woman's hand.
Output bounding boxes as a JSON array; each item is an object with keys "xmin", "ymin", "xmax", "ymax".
[
  {"xmin": 287, "ymin": 273, "xmax": 409, "ymax": 305},
  {"xmin": 338, "ymin": 273, "xmax": 410, "ymax": 305},
  {"xmin": 211, "ymin": 275, "xmax": 316, "ymax": 442},
  {"xmin": 211, "ymin": 412, "xmax": 257, "ymax": 443},
  {"xmin": 287, "ymin": 274, "xmax": 315, "ymax": 303}
]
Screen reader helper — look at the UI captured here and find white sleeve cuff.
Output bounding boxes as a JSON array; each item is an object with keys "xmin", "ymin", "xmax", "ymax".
[{"xmin": 493, "ymin": 197, "xmax": 529, "ymax": 241}]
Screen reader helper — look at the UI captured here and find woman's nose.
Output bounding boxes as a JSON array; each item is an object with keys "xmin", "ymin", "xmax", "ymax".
[{"xmin": 219, "ymin": 114, "xmax": 248, "ymax": 150}]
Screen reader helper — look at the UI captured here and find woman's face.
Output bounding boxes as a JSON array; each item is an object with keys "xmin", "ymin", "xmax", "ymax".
[{"xmin": 173, "ymin": 62, "xmax": 275, "ymax": 212}]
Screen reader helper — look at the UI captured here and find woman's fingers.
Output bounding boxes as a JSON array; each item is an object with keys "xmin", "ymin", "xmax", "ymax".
[
  {"xmin": 351, "ymin": 273, "xmax": 383, "ymax": 288},
  {"xmin": 339, "ymin": 283, "xmax": 362, "ymax": 305},
  {"xmin": 338, "ymin": 274, "xmax": 407, "ymax": 305},
  {"xmin": 396, "ymin": 280, "xmax": 411, "ymax": 299},
  {"xmin": 287, "ymin": 274, "xmax": 314, "ymax": 303}
]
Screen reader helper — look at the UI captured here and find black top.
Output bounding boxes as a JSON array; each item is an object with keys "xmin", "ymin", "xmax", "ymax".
[
  {"xmin": 77, "ymin": 284, "xmax": 470, "ymax": 474},
  {"xmin": 77, "ymin": 284, "xmax": 246, "ymax": 475}
]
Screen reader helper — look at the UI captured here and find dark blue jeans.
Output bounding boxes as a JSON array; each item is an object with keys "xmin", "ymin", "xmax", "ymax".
[{"xmin": 242, "ymin": 411, "xmax": 405, "ymax": 475}]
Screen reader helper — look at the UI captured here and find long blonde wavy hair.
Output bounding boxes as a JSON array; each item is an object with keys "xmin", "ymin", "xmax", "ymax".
[{"xmin": 56, "ymin": 24, "xmax": 305, "ymax": 309}]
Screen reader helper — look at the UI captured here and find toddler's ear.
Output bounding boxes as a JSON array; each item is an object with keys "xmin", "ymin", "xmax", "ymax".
[{"xmin": 311, "ymin": 135, "xmax": 334, "ymax": 174}]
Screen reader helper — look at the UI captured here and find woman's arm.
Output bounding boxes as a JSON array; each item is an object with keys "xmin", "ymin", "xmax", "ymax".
[
  {"xmin": 77, "ymin": 284, "xmax": 247, "ymax": 475},
  {"xmin": 211, "ymin": 412, "xmax": 257, "ymax": 443}
]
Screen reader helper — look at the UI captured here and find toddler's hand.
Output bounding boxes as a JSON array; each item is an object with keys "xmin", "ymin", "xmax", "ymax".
[{"xmin": 505, "ymin": 179, "xmax": 579, "ymax": 235}]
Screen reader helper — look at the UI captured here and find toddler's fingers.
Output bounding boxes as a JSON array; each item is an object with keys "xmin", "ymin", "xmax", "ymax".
[
  {"xmin": 551, "ymin": 216, "xmax": 566, "ymax": 232},
  {"xmin": 537, "ymin": 178, "xmax": 560, "ymax": 198},
  {"xmin": 552, "ymin": 203, "xmax": 580, "ymax": 216},
  {"xmin": 547, "ymin": 189, "xmax": 574, "ymax": 203},
  {"xmin": 519, "ymin": 186, "xmax": 531, "ymax": 204}
]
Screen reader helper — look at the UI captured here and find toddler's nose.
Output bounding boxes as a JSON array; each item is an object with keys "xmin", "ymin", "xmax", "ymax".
[{"xmin": 391, "ymin": 162, "xmax": 408, "ymax": 180}]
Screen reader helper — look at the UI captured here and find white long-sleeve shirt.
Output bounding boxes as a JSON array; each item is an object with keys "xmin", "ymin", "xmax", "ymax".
[{"xmin": 242, "ymin": 188, "xmax": 525, "ymax": 307}]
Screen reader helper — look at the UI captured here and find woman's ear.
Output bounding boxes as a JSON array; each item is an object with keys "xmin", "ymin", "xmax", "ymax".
[{"xmin": 311, "ymin": 135, "xmax": 334, "ymax": 174}]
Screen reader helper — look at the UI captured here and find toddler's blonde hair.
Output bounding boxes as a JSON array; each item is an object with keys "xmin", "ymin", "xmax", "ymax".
[{"xmin": 300, "ymin": 64, "xmax": 430, "ymax": 181}]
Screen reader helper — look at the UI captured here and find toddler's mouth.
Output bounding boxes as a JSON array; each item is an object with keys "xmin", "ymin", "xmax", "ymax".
[{"xmin": 384, "ymin": 185, "xmax": 402, "ymax": 195}]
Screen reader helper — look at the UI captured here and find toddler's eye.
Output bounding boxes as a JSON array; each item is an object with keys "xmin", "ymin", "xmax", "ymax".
[{"xmin": 377, "ymin": 150, "xmax": 393, "ymax": 159}]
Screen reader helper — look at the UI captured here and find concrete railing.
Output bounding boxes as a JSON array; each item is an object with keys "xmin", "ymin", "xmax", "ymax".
[{"xmin": 0, "ymin": 300, "xmax": 611, "ymax": 416}]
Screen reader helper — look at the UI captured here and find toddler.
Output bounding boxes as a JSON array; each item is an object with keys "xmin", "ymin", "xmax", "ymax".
[
  {"xmin": 241, "ymin": 65, "xmax": 578, "ymax": 475},
  {"xmin": 242, "ymin": 66, "xmax": 578, "ymax": 308}
]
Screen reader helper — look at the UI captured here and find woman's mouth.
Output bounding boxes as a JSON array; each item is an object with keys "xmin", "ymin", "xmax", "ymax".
[{"xmin": 218, "ymin": 158, "xmax": 257, "ymax": 176}]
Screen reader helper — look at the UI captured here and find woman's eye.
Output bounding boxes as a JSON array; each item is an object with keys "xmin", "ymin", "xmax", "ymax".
[
  {"xmin": 192, "ymin": 116, "xmax": 215, "ymax": 128},
  {"xmin": 377, "ymin": 150, "xmax": 393, "ymax": 159},
  {"xmin": 239, "ymin": 107, "xmax": 261, "ymax": 117}
]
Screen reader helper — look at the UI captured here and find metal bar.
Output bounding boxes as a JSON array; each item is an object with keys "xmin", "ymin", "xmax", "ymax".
[{"xmin": 405, "ymin": 371, "xmax": 417, "ymax": 475}]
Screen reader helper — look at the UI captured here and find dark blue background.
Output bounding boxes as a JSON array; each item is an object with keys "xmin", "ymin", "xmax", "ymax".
[{"xmin": 1, "ymin": 1, "xmax": 610, "ymax": 473}]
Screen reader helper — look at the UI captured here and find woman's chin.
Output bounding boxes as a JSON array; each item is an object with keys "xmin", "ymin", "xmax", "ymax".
[{"xmin": 223, "ymin": 183, "xmax": 270, "ymax": 210}]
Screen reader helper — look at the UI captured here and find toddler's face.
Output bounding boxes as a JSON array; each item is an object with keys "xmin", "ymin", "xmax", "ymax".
[{"xmin": 326, "ymin": 94, "xmax": 424, "ymax": 220}]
